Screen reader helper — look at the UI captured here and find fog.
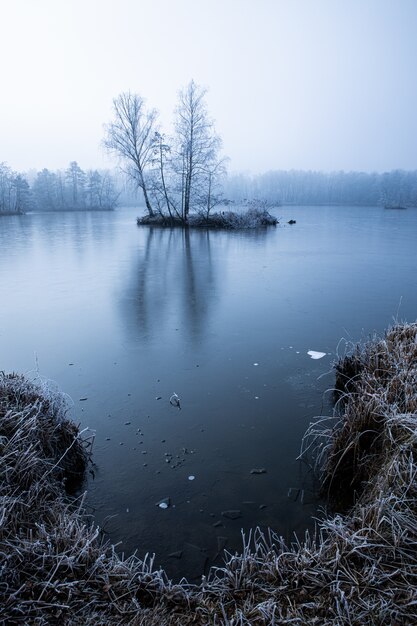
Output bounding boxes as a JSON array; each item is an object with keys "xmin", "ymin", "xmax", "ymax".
[{"xmin": 1, "ymin": 0, "xmax": 417, "ymax": 173}]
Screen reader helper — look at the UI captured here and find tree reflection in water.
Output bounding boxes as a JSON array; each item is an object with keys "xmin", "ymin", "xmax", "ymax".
[{"xmin": 121, "ymin": 226, "xmax": 217, "ymax": 344}]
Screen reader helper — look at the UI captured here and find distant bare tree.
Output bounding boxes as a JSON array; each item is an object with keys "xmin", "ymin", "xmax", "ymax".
[
  {"xmin": 32, "ymin": 168, "xmax": 58, "ymax": 210},
  {"xmin": 104, "ymin": 93, "xmax": 157, "ymax": 216},
  {"xmin": 174, "ymin": 80, "xmax": 222, "ymax": 222},
  {"xmin": 66, "ymin": 161, "xmax": 86, "ymax": 209},
  {"xmin": 0, "ymin": 163, "xmax": 13, "ymax": 212},
  {"xmin": 12, "ymin": 174, "xmax": 31, "ymax": 213},
  {"xmin": 86, "ymin": 170, "xmax": 119, "ymax": 209},
  {"xmin": 0, "ymin": 163, "xmax": 31, "ymax": 214}
]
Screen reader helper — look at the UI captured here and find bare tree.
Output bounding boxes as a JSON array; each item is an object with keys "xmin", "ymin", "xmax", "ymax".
[
  {"xmin": 174, "ymin": 80, "xmax": 222, "ymax": 222},
  {"xmin": 195, "ymin": 159, "xmax": 227, "ymax": 220},
  {"xmin": 148, "ymin": 131, "xmax": 180, "ymax": 221},
  {"xmin": 104, "ymin": 93, "xmax": 157, "ymax": 216}
]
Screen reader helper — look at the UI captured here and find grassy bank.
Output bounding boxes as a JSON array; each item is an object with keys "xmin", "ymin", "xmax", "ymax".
[{"xmin": 2, "ymin": 323, "xmax": 417, "ymax": 624}]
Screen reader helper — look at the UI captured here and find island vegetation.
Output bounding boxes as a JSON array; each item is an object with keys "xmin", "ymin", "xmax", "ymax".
[
  {"xmin": 2, "ymin": 322, "xmax": 417, "ymax": 623},
  {"xmin": 104, "ymin": 81, "xmax": 278, "ymax": 229}
]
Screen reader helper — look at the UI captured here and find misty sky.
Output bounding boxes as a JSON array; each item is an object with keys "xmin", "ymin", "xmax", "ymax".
[{"xmin": 1, "ymin": 0, "xmax": 417, "ymax": 174}]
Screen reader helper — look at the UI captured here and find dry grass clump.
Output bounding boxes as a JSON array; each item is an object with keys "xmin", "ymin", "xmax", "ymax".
[
  {"xmin": 0, "ymin": 373, "xmax": 188, "ymax": 624},
  {"xmin": 318, "ymin": 322, "xmax": 417, "ymax": 501},
  {"xmin": 3, "ymin": 323, "xmax": 417, "ymax": 624}
]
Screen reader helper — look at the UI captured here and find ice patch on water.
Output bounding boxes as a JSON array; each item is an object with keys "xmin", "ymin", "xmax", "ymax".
[{"xmin": 307, "ymin": 350, "xmax": 326, "ymax": 360}]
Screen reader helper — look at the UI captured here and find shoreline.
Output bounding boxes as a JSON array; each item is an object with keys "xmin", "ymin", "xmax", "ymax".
[
  {"xmin": 0, "ymin": 208, "xmax": 115, "ymax": 217},
  {"xmin": 2, "ymin": 323, "xmax": 417, "ymax": 623}
]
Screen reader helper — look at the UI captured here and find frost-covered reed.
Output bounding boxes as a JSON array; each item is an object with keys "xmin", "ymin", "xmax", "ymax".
[{"xmin": 2, "ymin": 323, "xmax": 417, "ymax": 624}]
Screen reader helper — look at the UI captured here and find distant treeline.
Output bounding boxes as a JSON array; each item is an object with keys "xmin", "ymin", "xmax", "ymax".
[
  {"xmin": 3, "ymin": 162, "xmax": 417, "ymax": 215},
  {"xmin": 0, "ymin": 161, "xmax": 118, "ymax": 214},
  {"xmin": 224, "ymin": 169, "xmax": 417, "ymax": 207}
]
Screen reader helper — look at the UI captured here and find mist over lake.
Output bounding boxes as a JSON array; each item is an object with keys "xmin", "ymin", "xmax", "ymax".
[{"xmin": 1, "ymin": 204, "xmax": 416, "ymax": 579}]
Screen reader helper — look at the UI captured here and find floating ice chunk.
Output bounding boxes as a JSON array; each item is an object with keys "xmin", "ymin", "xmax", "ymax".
[
  {"xmin": 253, "ymin": 363, "xmax": 259, "ymax": 366},
  {"xmin": 156, "ymin": 497, "xmax": 170, "ymax": 509},
  {"xmin": 307, "ymin": 350, "xmax": 327, "ymax": 360},
  {"xmin": 188, "ymin": 475, "xmax": 195, "ymax": 481}
]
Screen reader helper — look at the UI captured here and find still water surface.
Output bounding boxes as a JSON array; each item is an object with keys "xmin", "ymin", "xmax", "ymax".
[{"xmin": 1, "ymin": 205, "xmax": 416, "ymax": 579}]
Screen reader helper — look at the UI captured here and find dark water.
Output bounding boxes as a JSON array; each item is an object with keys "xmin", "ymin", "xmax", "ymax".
[{"xmin": 1, "ymin": 205, "xmax": 416, "ymax": 580}]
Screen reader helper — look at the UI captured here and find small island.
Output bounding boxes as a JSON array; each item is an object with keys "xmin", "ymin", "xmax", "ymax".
[{"xmin": 137, "ymin": 204, "xmax": 278, "ymax": 229}]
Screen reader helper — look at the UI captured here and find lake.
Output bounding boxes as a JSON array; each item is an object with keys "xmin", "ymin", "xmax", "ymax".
[{"xmin": 1, "ymin": 205, "xmax": 416, "ymax": 580}]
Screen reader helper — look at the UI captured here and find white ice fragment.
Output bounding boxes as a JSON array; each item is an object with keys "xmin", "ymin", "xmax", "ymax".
[
  {"xmin": 253, "ymin": 363, "xmax": 259, "ymax": 366},
  {"xmin": 307, "ymin": 350, "xmax": 327, "ymax": 360},
  {"xmin": 159, "ymin": 502, "xmax": 168, "ymax": 509},
  {"xmin": 188, "ymin": 475, "xmax": 195, "ymax": 481}
]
